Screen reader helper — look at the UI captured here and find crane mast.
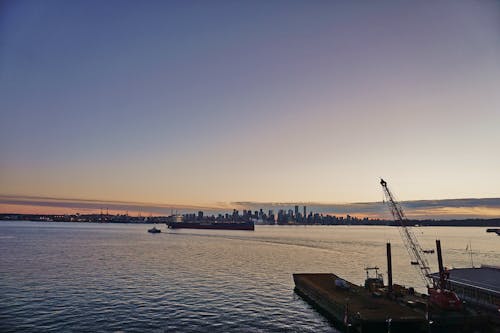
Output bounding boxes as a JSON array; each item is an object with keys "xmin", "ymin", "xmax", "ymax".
[{"xmin": 380, "ymin": 179, "xmax": 433, "ymax": 287}]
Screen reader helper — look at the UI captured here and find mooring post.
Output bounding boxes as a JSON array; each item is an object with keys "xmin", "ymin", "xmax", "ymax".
[
  {"xmin": 386, "ymin": 242, "xmax": 393, "ymax": 293},
  {"xmin": 436, "ymin": 239, "xmax": 445, "ymax": 288}
]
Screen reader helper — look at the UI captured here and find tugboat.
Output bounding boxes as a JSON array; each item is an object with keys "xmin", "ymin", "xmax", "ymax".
[{"xmin": 148, "ymin": 226, "xmax": 161, "ymax": 233}]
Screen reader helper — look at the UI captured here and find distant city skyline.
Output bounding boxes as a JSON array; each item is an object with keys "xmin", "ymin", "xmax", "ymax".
[
  {"xmin": 2, "ymin": 194, "xmax": 500, "ymax": 220},
  {"xmin": 1, "ymin": 1, "xmax": 499, "ymax": 211}
]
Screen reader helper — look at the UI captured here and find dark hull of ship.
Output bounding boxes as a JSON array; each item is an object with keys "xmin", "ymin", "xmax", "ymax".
[{"xmin": 166, "ymin": 221, "xmax": 254, "ymax": 231}]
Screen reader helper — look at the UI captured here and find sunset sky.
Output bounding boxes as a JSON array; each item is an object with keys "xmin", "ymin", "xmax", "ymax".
[{"xmin": 1, "ymin": 1, "xmax": 499, "ymax": 217}]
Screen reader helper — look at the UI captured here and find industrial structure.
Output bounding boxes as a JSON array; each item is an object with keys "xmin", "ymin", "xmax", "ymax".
[
  {"xmin": 430, "ymin": 265, "xmax": 500, "ymax": 324},
  {"xmin": 380, "ymin": 179, "xmax": 462, "ymax": 311}
]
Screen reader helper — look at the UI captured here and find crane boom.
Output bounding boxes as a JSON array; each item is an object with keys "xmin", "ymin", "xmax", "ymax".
[{"xmin": 380, "ymin": 179, "xmax": 433, "ymax": 287}]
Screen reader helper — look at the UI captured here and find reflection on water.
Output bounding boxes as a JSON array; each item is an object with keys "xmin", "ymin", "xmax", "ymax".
[{"xmin": 0, "ymin": 222, "xmax": 498, "ymax": 332}]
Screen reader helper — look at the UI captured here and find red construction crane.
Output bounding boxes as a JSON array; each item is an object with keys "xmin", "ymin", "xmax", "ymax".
[{"xmin": 380, "ymin": 179, "xmax": 462, "ymax": 311}]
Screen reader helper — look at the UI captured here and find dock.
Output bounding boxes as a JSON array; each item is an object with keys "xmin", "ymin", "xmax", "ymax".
[
  {"xmin": 293, "ymin": 273, "xmax": 425, "ymax": 333},
  {"xmin": 430, "ymin": 265, "xmax": 500, "ymax": 328}
]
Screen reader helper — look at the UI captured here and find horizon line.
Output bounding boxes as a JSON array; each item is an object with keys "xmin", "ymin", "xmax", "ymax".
[
  {"xmin": 2, "ymin": 193, "xmax": 500, "ymax": 207},
  {"xmin": 2, "ymin": 194, "xmax": 500, "ymax": 220}
]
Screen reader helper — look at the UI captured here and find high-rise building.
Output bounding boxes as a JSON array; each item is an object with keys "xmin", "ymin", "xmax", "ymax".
[
  {"xmin": 294, "ymin": 205, "xmax": 299, "ymax": 218},
  {"xmin": 303, "ymin": 206, "xmax": 307, "ymax": 218}
]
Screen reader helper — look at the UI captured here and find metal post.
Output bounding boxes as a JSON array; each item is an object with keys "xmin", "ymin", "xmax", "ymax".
[
  {"xmin": 386, "ymin": 242, "xmax": 393, "ymax": 293},
  {"xmin": 436, "ymin": 240, "xmax": 444, "ymax": 288}
]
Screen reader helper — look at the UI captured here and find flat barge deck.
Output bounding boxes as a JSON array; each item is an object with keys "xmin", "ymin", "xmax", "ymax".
[
  {"xmin": 294, "ymin": 273, "xmax": 491, "ymax": 333},
  {"xmin": 294, "ymin": 273, "xmax": 425, "ymax": 333}
]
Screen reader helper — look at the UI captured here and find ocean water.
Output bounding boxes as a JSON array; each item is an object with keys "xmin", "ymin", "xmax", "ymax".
[{"xmin": 1, "ymin": 221, "xmax": 499, "ymax": 332}]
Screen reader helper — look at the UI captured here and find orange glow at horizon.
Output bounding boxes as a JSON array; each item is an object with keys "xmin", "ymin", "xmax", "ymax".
[
  {"xmin": 2, "ymin": 202, "xmax": 500, "ymax": 220},
  {"xmin": 406, "ymin": 206, "xmax": 500, "ymax": 218},
  {"xmin": 0, "ymin": 204, "xmax": 152, "ymax": 217}
]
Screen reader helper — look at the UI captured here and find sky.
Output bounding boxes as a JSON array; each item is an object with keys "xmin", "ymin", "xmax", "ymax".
[{"xmin": 1, "ymin": 1, "xmax": 500, "ymax": 217}]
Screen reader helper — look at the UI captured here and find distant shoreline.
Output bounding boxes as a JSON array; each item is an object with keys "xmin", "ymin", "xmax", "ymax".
[{"xmin": 2, "ymin": 214, "xmax": 500, "ymax": 227}]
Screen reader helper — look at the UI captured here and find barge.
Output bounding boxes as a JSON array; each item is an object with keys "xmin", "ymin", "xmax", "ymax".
[
  {"xmin": 166, "ymin": 220, "xmax": 254, "ymax": 230},
  {"xmin": 293, "ymin": 241, "xmax": 491, "ymax": 332},
  {"xmin": 293, "ymin": 272, "xmax": 490, "ymax": 333},
  {"xmin": 294, "ymin": 273, "xmax": 425, "ymax": 333},
  {"xmin": 486, "ymin": 228, "xmax": 500, "ymax": 236}
]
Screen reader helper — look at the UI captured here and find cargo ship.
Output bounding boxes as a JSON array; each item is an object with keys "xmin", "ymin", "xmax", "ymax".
[
  {"xmin": 486, "ymin": 228, "xmax": 500, "ymax": 235},
  {"xmin": 166, "ymin": 220, "xmax": 254, "ymax": 230}
]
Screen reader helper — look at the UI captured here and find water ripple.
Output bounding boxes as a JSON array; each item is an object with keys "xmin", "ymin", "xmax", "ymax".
[{"xmin": 2, "ymin": 222, "xmax": 498, "ymax": 332}]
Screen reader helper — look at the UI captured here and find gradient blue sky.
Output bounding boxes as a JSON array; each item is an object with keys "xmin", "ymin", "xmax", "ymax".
[{"xmin": 1, "ymin": 1, "xmax": 500, "ymax": 210}]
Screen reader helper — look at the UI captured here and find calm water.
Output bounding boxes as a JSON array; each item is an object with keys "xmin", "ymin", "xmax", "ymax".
[{"xmin": 1, "ymin": 222, "xmax": 499, "ymax": 332}]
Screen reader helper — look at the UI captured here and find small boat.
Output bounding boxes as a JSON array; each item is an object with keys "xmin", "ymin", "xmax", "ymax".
[{"xmin": 148, "ymin": 226, "xmax": 161, "ymax": 233}]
